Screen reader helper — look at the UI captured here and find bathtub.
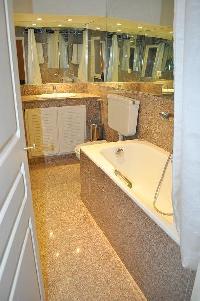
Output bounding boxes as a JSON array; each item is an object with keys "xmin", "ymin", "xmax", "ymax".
[{"xmin": 81, "ymin": 139, "xmax": 179, "ymax": 244}]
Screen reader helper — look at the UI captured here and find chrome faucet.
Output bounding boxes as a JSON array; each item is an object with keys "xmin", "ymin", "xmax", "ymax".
[
  {"xmin": 159, "ymin": 112, "xmax": 174, "ymax": 120},
  {"xmin": 115, "ymin": 148, "xmax": 124, "ymax": 155},
  {"xmin": 53, "ymin": 85, "xmax": 57, "ymax": 93}
]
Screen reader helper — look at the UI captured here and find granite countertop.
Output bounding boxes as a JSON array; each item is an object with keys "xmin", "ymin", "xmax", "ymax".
[
  {"xmin": 21, "ymin": 93, "xmax": 101, "ymax": 109},
  {"xmin": 22, "ymin": 93, "xmax": 101, "ymax": 103}
]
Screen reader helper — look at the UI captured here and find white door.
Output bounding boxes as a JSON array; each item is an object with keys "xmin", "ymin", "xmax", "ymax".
[{"xmin": 0, "ymin": 1, "xmax": 44, "ymax": 300}]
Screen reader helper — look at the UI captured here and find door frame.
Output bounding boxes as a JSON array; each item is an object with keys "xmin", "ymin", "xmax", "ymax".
[
  {"xmin": 0, "ymin": 0, "xmax": 44, "ymax": 299},
  {"xmin": 16, "ymin": 37, "xmax": 27, "ymax": 84}
]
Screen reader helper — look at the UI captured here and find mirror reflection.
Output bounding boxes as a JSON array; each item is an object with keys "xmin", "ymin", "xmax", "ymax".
[{"xmin": 14, "ymin": 13, "xmax": 173, "ymax": 86}]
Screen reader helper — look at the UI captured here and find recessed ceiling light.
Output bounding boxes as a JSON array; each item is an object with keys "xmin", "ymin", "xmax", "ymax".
[
  {"xmin": 32, "ymin": 23, "xmax": 36, "ymax": 26},
  {"xmin": 117, "ymin": 23, "xmax": 122, "ymax": 26},
  {"xmin": 138, "ymin": 26, "xmax": 143, "ymax": 29},
  {"xmin": 170, "ymin": 31, "xmax": 173, "ymax": 34},
  {"xmin": 37, "ymin": 17, "xmax": 42, "ymax": 21},
  {"xmin": 68, "ymin": 18, "xmax": 72, "ymax": 22},
  {"xmin": 58, "ymin": 24, "xmax": 62, "ymax": 27},
  {"xmin": 96, "ymin": 27, "xmax": 101, "ymax": 30},
  {"xmin": 117, "ymin": 29, "xmax": 122, "ymax": 32}
]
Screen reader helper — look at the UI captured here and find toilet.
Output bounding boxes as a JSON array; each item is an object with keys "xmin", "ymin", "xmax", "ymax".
[
  {"xmin": 75, "ymin": 94, "xmax": 140, "ymax": 159},
  {"xmin": 107, "ymin": 94, "xmax": 140, "ymax": 140},
  {"xmin": 75, "ymin": 140, "xmax": 107, "ymax": 159}
]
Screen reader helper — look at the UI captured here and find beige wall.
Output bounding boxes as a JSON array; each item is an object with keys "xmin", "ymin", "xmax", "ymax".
[
  {"xmin": 108, "ymin": 0, "xmax": 161, "ymax": 25},
  {"xmin": 160, "ymin": 0, "xmax": 174, "ymax": 26},
  {"xmin": 13, "ymin": 0, "xmax": 33, "ymax": 13},
  {"xmin": 13, "ymin": 0, "xmax": 173, "ymax": 26}
]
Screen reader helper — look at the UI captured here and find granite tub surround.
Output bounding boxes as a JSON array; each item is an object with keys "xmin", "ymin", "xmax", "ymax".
[
  {"xmin": 80, "ymin": 152, "xmax": 196, "ymax": 301},
  {"xmin": 30, "ymin": 161, "xmax": 147, "ymax": 301}
]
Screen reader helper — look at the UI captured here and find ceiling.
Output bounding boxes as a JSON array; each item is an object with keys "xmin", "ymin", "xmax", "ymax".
[{"xmin": 14, "ymin": 13, "xmax": 173, "ymax": 40}]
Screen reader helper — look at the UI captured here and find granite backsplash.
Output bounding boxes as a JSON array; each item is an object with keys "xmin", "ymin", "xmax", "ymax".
[{"xmin": 21, "ymin": 82, "xmax": 174, "ymax": 152}]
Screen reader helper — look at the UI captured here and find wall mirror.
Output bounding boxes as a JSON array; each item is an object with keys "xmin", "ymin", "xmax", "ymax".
[{"xmin": 14, "ymin": 1, "xmax": 174, "ymax": 86}]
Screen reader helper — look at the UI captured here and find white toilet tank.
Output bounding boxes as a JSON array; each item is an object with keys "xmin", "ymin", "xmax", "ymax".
[{"xmin": 107, "ymin": 94, "xmax": 140, "ymax": 136}]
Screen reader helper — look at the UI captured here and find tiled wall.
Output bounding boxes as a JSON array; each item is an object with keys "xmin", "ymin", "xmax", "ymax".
[
  {"xmin": 86, "ymin": 83, "xmax": 174, "ymax": 152},
  {"xmin": 99, "ymin": 91, "xmax": 173, "ymax": 152},
  {"xmin": 21, "ymin": 82, "xmax": 174, "ymax": 152}
]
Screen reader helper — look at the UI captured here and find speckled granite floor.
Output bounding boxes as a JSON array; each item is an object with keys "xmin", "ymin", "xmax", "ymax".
[{"xmin": 30, "ymin": 161, "xmax": 147, "ymax": 301}]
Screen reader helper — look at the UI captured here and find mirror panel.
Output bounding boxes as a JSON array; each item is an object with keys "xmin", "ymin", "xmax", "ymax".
[{"xmin": 14, "ymin": 10, "xmax": 173, "ymax": 85}]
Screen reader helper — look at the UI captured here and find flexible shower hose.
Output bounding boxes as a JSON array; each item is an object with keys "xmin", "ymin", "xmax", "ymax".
[{"xmin": 153, "ymin": 153, "xmax": 173, "ymax": 216}]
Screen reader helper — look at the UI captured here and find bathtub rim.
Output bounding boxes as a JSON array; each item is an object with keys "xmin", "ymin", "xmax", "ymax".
[{"xmin": 80, "ymin": 139, "xmax": 179, "ymax": 245}]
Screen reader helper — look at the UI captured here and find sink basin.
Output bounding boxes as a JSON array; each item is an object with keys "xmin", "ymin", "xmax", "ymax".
[
  {"xmin": 162, "ymin": 88, "xmax": 174, "ymax": 95},
  {"xmin": 40, "ymin": 93, "xmax": 76, "ymax": 99}
]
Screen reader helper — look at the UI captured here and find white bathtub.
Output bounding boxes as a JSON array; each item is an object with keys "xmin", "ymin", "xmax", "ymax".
[{"xmin": 81, "ymin": 140, "xmax": 179, "ymax": 244}]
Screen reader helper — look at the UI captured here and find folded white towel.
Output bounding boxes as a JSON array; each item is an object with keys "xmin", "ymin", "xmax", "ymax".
[{"xmin": 36, "ymin": 43, "xmax": 44, "ymax": 64}]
